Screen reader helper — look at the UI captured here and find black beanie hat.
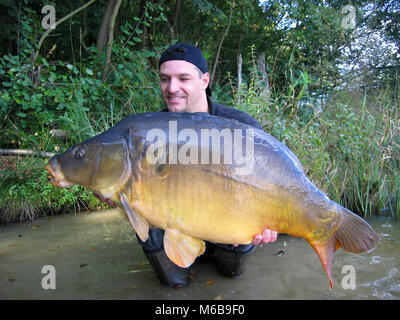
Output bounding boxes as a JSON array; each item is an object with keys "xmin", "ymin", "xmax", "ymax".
[{"xmin": 159, "ymin": 43, "xmax": 212, "ymax": 97}]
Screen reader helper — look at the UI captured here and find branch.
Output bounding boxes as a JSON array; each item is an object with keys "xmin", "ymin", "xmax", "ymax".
[
  {"xmin": 101, "ymin": 0, "xmax": 122, "ymax": 82},
  {"xmin": 33, "ymin": 0, "xmax": 99, "ymax": 64},
  {"xmin": 0, "ymin": 149, "xmax": 55, "ymax": 158},
  {"xmin": 210, "ymin": 1, "xmax": 234, "ymax": 87}
]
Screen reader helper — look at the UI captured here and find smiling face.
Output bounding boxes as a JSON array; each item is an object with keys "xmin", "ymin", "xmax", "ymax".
[{"xmin": 159, "ymin": 60, "xmax": 210, "ymax": 113}]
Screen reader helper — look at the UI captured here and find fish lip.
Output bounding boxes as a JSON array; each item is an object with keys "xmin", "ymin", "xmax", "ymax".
[
  {"xmin": 45, "ymin": 162, "xmax": 74, "ymax": 188},
  {"xmin": 45, "ymin": 164, "xmax": 57, "ymax": 186}
]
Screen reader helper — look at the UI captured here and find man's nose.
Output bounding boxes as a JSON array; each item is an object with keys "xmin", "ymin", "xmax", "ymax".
[{"xmin": 167, "ymin": 78, "xmax": 180, "ymax": 93}]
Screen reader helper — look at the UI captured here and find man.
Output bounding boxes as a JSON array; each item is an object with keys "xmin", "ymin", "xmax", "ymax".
[{"xmin": 137, "ymin": 43, "xmax": 278, "ymax": 287}]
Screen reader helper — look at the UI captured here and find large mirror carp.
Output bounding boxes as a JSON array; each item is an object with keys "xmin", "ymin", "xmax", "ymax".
[{"xmin": 46, "ymin": 112, "xmax": 379, "ymax": 289}]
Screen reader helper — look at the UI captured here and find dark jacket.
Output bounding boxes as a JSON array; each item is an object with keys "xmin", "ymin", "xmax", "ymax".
[
  {"xmin": 208, "ymin": 100, "xmax": 262, "ymax": 130},
  {"xmin": 162, "ymin": 98, "xmax": 262, "ymax": 130}
]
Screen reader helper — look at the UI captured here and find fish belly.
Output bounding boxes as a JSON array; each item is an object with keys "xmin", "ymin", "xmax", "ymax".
[{"xmin": 129, "ymin": 164, "xmax": 322, "ymax": 244}]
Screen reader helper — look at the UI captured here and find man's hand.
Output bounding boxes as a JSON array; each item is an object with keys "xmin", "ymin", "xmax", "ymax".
[
  {"xmin": 233, "ymin": 228, "xmax": 278, "ymax": 247},
  {"xmin": 93, "ymin": 193, "xmax": 117, "ymax": 207},
  {"xmin": 252, "ymin": 228, "xmax": 278, "ymax": 245}
]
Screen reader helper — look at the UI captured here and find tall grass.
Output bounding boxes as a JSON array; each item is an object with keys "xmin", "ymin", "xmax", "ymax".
[
  {"xmin": 230, "ymin": 67, "xmax": 400, "ymax": 218},
  {"xmin": 0, "ymin": 45, "xmax": 165, "ymax": 223},
  {"xmin": 0, "ymin": 154, "xmax": 105, "ymax": 223},
  {"xmin": 1, "ymin": 45, "xmax": 399, "ymax": 222}
]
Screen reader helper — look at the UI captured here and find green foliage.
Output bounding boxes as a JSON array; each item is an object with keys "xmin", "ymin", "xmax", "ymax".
[
  {"xmin": 0, "ymin": 5, "xmax": 164, "ymax": 222},
  {"xmin": 1, "ymin": 30, "xmax": 162, "ymax": 149},
  {"xmin": 227, "ymin": 47, "xmax": 399, "ymax": 218},
  {"xmin": 0, "ymin": 156, "xmax": 105, "ymax": 223},
  {"xmin": 320, "ymin": 91, "xmax": 400, "ymax": 217}
]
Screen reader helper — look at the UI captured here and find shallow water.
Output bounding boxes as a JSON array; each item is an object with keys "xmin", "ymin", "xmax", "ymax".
[{"xmin": 0, "ymin": 209, "xmax": 399, "ymax": 300}]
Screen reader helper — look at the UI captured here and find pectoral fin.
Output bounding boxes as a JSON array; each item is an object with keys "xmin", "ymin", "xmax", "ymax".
[
  {"xmin": 119, "ymin": 192, "xmax": 149, "ymax": 242},
  {"xmin": 164, "ymin": 228, "xmax": 205, "ymax": 268}
]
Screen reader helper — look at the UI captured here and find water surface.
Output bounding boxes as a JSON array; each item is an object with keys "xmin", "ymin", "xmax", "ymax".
[{"xmin": 0, "ymin": 209, "xmax": 399, "ymax": 299}]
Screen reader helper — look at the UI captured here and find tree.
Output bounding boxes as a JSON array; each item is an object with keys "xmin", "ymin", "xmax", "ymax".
[{"xmin": 99, "ymin": 0, "xmax": 122, "ymax": 81}]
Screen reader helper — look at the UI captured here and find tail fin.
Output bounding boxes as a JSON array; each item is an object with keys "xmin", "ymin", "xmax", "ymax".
[
  {"xmin": 334, "ymin": 206, "xmax": 379, "ymax": 254},
  {"xmin": 308, "ymin": 205, "xmax": 379, "ymax": 289}
]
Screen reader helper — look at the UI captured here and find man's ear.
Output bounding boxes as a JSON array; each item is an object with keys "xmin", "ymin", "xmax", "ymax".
[{"xmin": 202, "ymin": 72, "xmax": 210, "ymax": 90}]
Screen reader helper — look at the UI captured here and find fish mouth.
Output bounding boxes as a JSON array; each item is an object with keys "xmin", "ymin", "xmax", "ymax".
[{"xmin": 45, "ymin": 162, "xmax": 74, "ymax": 188}]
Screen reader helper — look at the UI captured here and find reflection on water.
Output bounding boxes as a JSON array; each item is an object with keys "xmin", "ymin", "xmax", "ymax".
[{"xmin": 0, "ymin": 209, "xmax": 399, "ymax": 300}]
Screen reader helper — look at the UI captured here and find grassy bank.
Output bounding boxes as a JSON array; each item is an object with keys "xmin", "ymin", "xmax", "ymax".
[
  {"xmin": 1, "ymin": 86, "xmax": 398, "ymax": 223},
  {"xmin": 239, "ymin": 86, "xmax": 400, "ymax": 218},
  {"xmin": 1, "ymin": 44, "xmax": 399, "ymax": 223},
  {"xmin": 0, "ymin": 155, "xmax": 105, "ymax": 223}
]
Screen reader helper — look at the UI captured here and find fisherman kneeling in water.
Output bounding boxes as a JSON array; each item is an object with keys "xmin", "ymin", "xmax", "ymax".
[
  {"xmin": 96, "ymin": 43, "xmax": 278, "ymax": 287},
  {"xmin": 140, "ymin": 43, "xmax": 278, "ymax": 287}
]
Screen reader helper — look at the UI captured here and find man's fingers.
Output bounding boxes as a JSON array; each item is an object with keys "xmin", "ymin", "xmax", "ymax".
[
  {"xmin": 253, "ymin": 229, "xmax": 278, "ymax": 245},
  {"xmin": 262, "ymin": 229, "xmax": 271, "ymax": 243},
  {"xmin": 270, "ymin": 230, "xmax": 278, "ymax": 242},
  {"xmin": 252, "ymin": 234, "xmax": 262, "ymax": 245}
]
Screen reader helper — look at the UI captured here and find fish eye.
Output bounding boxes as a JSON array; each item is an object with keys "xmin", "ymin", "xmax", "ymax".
[{"xmin": 74, "ymin": 146, "xmax": 86, "ymax": 160}]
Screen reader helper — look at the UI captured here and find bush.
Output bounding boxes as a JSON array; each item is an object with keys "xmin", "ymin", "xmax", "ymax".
[
  {"xmin": 223, "ymin": 50, "xmax": 399, "ymax": 218},
  {"xmin": 0, "ymin": 155, "xmax": 105, "ymax": 223},
  {"xmin": 0, "ymin": 17, "xmax": 165, "ymax": 223}
]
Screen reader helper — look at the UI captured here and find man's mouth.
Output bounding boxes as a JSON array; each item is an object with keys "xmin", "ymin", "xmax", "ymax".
[{"xmin": 168, "ymin": 95, "xmax": 185, "ymax": 102}]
